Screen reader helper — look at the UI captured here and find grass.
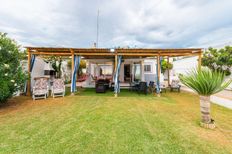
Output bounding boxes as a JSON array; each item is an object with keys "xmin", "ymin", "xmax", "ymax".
[{"xmin": 0, "ymin": 89, "xmax": 232, "ymax": 153}]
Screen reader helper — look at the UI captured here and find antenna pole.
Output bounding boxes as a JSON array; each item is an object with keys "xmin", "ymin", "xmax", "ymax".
[{"xmin": 96, "ymin": 9, "xmax": 100, "ymax": 48}]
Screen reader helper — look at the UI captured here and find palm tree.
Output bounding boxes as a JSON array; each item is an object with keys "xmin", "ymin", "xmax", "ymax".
[{"xmin": 179, "ymin": 68, "xmax": 231, "ymax": 125}]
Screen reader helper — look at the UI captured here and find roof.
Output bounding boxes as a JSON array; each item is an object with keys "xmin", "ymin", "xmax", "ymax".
[{"xmin": 25, "ymin": 47, "xmax": 203, "ymax": 59}]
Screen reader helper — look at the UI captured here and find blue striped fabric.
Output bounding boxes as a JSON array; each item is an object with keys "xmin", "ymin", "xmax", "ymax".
[
  {"xmin": 30, "ymin": 54, "xmax": 36, "ymax": 72},
  {"xmin": 114, "ymin": 55, "xmax": 122, "ymax": 94},
  {"xmin": 71, "ymin": 55, "xmax": 81, "ymax": 93},
  {"xmin": 156, "ymin": 56, "xmax": 162, "ymax": 93}
]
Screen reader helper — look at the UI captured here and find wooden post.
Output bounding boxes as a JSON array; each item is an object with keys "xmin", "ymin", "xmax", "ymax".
[
  {"xmin": 70, "ymin": 49, "xmax": 75, "ymax": 95},
  {"xmin": 167, "ymin": 57, "xmax": 170, "ymax": 86},
  {"xmin": 26, "ymin": 48, "xmax": 31, "ymax": 96},
  {"xmin": 198, "ymin": 52, "xmax": 202, "ymax": 70},
  {"xmin": 114, "ymin": 54, "xmax": 117, "ymax": 72},
  {"xmin": 114, "ymin": 55, "xmax": 118, "ymax": 97},
  {"xmin": 70, "ymin": 49, "xmax": 74, "ymax": 73},
  {"xmin": 140, "ymin": 60, "xmax": 145, "ymax": 81}
]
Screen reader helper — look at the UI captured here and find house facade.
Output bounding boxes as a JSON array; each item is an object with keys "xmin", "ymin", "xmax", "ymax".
[{"xmin": 84, "ymin": 58, "xmax": 160, "ymax": 87}]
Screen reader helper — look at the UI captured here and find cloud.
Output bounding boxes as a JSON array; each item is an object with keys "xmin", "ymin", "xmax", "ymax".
[{"xmin": 0, "ymin": 0, "xmax": 232, "ymax": 48}]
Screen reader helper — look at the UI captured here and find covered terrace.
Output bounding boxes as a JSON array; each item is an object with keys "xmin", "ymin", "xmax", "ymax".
[{"xmin": 25, "ymin": 47, "xmax": 203, "ymax": 97}]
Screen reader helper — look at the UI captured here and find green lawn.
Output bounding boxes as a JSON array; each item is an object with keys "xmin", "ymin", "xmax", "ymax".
[{"xmin": 0, "ymin": 89, "xmax": 232, "ymax": 153}]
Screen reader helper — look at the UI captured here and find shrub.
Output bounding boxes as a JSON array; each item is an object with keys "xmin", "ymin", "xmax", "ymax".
[
  {"xmin": 0, "ymin": 33, "xmax": 27, "ymax": 103},
  {"xmin": 202, "ymin": 46, "xmax": 232, "ymax": 76}
]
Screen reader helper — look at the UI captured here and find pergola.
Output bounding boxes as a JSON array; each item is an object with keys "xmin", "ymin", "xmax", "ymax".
[{"xmin": 25, "ymin": 47, "xmax": 203, "ymax": 96}]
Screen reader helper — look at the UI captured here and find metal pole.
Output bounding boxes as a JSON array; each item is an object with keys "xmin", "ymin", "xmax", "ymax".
[{"xmin": 96, "ymin": 9, "xmax": 100, "ymax": 48}]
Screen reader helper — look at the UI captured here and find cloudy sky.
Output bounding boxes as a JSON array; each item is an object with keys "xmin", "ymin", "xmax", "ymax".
[{"xmin": 0, "ymin": 0, "xmax": 232, "ymax": 48}]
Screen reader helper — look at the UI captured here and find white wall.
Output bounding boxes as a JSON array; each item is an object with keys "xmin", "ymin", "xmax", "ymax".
[
  {"xmin": 172, "ymin": 56, "xmax": 198, "ymax": 75},
  {"xmin": 144, "ymin": 59, "xmax": 157, "ymax": 83}
]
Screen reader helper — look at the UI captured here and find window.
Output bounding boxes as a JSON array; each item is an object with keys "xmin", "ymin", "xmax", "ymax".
[{"xmin": 144, "ymin": 65, "xmax": 151, "ymax": 72}]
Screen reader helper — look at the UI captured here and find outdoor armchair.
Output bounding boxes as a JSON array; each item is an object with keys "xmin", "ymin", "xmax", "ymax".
[
  {"xmin": 137, "ymin": 82, "xmax": 148, "ymax": 95},
  {"xmin": 148, "ymin": 81, "xmax": 155, "ymax": 94},
  {"xmin": 170, "ymin": 79, "xmax": 181, "ymax": 92},
  {"xmin": 160, "ymin": 82, "xmax": 168, "ymax": 93},
  {"xmin": 32, "ymin": 77, "xmax": 49, "ymax": 100},
  {"xmin": 51, "ymin": 79, "xmax": 65, "ymax": 98}
]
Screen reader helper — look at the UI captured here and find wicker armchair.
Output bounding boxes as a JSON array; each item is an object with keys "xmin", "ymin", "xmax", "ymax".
[
  {"xmin": 51, "ymin": 79, "xmax": 65, "ymax": 98},
  {"xmin": 32, "ymin": 77, "xmax": 49, "ymax": 100}
]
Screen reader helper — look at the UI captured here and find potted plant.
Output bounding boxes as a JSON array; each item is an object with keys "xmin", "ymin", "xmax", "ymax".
[{"xmin": 161, "ymin": 60, "xmax": 173, "ymax": 74}]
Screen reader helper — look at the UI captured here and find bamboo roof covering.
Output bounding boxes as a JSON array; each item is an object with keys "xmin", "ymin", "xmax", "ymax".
[{"xmin": 25, "ymin": 47, "xmax": 202, "ymax": 59}]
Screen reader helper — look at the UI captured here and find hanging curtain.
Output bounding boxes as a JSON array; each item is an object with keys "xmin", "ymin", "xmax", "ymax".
[
  {"xmin": 156, "ymin": 56, "xmax": 162, "ymax": 93},
  {"xmin": 30, "ymin": 55, "xmax": 36, "ymax": 72},
  {"xmin": 24, "ymin": 54, "xmax": 36, "ymax": 94},
  {"xmin": 114, "ymin": 55, "xmax": 122, "ymax": 94},
  {"xmin": 71, "ymin": 55, "xmax": 81, "ymax": 93}
]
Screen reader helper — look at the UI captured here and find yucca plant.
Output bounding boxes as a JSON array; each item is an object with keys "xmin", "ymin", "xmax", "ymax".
[{"xmin": 179, "ymin": 68, "xmax": 232, "ymax": 125}]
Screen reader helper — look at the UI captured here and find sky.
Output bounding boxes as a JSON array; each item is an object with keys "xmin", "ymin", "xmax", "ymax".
[{"xmin": 0, "ymin": 0, "xmax": 232, "ymax": 48}]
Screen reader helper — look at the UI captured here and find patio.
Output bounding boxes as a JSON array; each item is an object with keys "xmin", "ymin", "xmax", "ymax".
[{"xmin": 0, "ymin": 91, "xmax": 231, "ymax": 153}]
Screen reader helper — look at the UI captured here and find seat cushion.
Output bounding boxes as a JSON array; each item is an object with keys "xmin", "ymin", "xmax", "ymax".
[
  {"xmin": 54, "ymin": 88, "xmax": 65, "ymax": 93},
  {"xmin": 34, "ymin": 89, "xmax": 47, "ymax": 95}
]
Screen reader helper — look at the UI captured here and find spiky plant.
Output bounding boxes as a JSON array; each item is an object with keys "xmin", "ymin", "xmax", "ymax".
[{"xmin": 179, "ymin": 68, "xmax": 232, "ymax": 124}]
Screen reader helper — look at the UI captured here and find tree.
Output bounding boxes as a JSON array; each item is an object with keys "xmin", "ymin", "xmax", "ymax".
[
  {"xmin": 179, "ymin": 68, "xmax": 231, "ymax": 127},
  {"xmin": 202, "ymin": 46, "xmax": 232, "ymax": 76},
  {"xmin": 0, "ymin": 33, "xmax": 27, "ymax": 103}
]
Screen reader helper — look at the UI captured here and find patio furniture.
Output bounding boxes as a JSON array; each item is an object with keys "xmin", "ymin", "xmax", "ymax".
[
  {"xmin": 96, "ymin": 83, "xmax": 106, "ymax": 93},
  {"xmin": 32, "ymin": 77, "xmax": 49, "ymax": 100},
  {"xmin": 170, "ymin": 80, "xmax": 181, "ymax": 92},
  {"xmin": 95, "ymin": 79, "xmax": 109, "ymax": 93},
  {"xmin": 160, "ymin": 82, "xmax": 168, "ymax": 93},
  {"xmin": 77, "ymin": 74, "xmax": 88, "ymax": 82},
  {"xmin": 51, "ymin": 79, "xmax": 65, "ymax": 98},
  {"xmin": 129, "ymin": 82, "xmax": 139, "ymax": 91},
  {"xmin": 137, "ymin": 82, "xmax": 148, "ymax": 95},
  {"xmin": 148, "ymin": 81, "xmax": 156, "ymax": 93}
]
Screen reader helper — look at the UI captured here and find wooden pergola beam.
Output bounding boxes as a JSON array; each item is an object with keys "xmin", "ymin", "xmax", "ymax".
[
  {"xmin": 30, "ymin": 52, "xmax": 200, "ymax": 57},
  {"xmin": 25, "ymin": 47, "xmax": 202, "ymax": 55},
  {"xmin": 32, "ymin": 52, "xmax": 71, "ymax": 56}
]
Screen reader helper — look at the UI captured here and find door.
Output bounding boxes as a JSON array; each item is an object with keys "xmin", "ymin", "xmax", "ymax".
[{"xmin": 124, "ymin": 64, "xmax": 131, "ymax": 82}]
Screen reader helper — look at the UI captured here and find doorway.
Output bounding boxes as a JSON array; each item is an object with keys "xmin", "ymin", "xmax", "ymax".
[{"xmin": 124, "ymin": 64, "xmax": 131, "ymax": 82}]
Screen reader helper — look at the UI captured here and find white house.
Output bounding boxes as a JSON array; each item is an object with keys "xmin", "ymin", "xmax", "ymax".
[{"xmin": 83, "ymin": 58, "xmax": 162, "ymax": 87}]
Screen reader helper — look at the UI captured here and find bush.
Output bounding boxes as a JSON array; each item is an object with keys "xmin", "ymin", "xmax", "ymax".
[
  {"xmin": 202, "ymin": 46, "xmax": 232, "ymax": 76},
  {"xmin": 0, "ymin": 33, "xmax": 27, "ymax": 103}
]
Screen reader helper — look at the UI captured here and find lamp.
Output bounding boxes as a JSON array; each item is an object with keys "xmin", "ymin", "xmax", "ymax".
[{"xmin": 110, "ymin": 48, "xmax": 115, "ymax": 52}]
